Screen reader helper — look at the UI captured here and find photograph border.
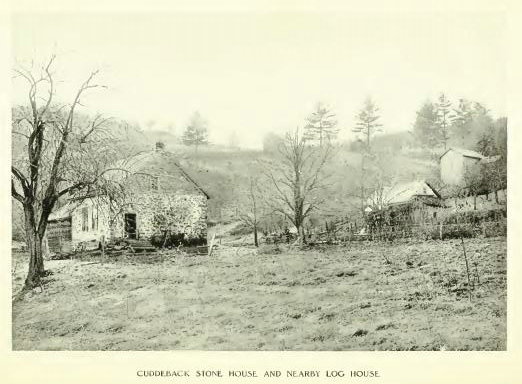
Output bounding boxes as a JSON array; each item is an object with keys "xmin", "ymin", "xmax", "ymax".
[{"xmin": 1, "ymin": 0, "xmax": 521, "ymax": 383}]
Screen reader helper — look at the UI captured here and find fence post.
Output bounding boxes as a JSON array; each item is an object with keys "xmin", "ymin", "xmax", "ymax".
[
  {"xmin": 101, "ymin": 235, "xmax": 106, "ymax": 258},
  {"xmin": 461, "ymin": 238, "xmax": 473, "ymax": 301}
]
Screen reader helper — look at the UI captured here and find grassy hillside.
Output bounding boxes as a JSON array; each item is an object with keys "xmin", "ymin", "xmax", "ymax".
[{"xmin": 171, "ymin": 144, "xmax": 437, "ymax": 224}]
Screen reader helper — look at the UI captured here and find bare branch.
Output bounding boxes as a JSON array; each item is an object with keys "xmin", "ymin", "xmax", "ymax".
[
  {"xmin": 12, "ymin": 179, "xmax": 24, "ymax": 203},
  {"xmin": 12, "ymin": 166, "xmax": 30, "ymax": 193}
]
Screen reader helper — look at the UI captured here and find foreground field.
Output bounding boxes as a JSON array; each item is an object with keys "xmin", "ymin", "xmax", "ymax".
[{"xmin": 12, "ymin": 237, "xmax": 506, "ymax": 350}]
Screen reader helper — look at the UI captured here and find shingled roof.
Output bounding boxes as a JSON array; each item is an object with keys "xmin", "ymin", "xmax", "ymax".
[
  {"xmin": 367, "ymin": 180, "xmax": 441, "ymax": 209},
  {"xmin": 111, "ymin": 147, "xmax": 210, "ymax": 199}
]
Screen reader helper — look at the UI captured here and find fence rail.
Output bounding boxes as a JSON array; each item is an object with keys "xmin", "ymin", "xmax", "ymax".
[
  {"xmin": 265, "ymin": 220, "xmax": 507, "ymax": 244},
  {"xmin": 330, "ymin": 220, "xmax": 506, "ymax": 242}
]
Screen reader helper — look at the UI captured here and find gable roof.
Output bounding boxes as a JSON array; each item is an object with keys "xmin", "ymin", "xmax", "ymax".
[
  {"xmin": 110, "ymin": 149, "xmax": 210, "ymax": 199},
  {"xmin": 368, "ymin": 180, "xmax": 440, "ymax": 208},
  {"xmin": 440, "ymin": 147, "xmax": 484, "ymax": 160}
]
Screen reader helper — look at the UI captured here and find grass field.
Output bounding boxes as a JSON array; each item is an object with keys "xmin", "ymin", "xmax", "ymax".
[{"xmin": 12, "ymin": 237, "xmax": 506, "ymax": 351}]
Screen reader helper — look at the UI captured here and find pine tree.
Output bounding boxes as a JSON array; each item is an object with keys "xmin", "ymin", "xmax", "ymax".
[
  {"xmin": 303, "ymin": 103, "xmax": 338, "ymax": 146},
  {"xmin": 182, "ymin": 111, "xmax": 209, "ymax": 152},
  {"xmin": 451, "ymin": 98, "xmax": 473, "ymax": 147},
  {"xmin": 352, "ymin": 97, "xmax": 382, "ymax": 153},
  {"xmin": 413, "ymin": 101, "xmax": 438, "ymax": 147},
  {"xmin": 434, "ymin": 93, "xmax": 453, "ymax": 150}
]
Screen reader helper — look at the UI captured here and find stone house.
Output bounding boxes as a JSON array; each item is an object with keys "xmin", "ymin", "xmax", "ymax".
[
  {"xmin": 47, "ymin": 143, "xmax": 210, "ymax": 253},
  {"xmin": 440, "ymin": 147, "xmax": 485, "ymax": 186}
]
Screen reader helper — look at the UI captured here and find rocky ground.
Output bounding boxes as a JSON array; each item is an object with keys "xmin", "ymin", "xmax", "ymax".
[{"xmin": 12, "ymin": 236, "xmax": 506, "ymax": 351}]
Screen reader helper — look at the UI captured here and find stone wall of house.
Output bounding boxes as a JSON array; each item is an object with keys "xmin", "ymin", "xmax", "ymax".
[{"xmin": 111, "ymin": 192, "xmax": 208, "ymax": 243}]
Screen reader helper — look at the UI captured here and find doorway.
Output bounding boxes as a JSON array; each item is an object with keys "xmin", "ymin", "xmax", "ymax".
[{"xmin": 124, "ymin": 213, "xmax": 137, "ymax": 239}]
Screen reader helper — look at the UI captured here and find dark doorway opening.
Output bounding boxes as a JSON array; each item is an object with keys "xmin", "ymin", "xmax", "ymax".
[{"xmin": 124, "ymin": 213, "xmax": 137, "ymax": 239}]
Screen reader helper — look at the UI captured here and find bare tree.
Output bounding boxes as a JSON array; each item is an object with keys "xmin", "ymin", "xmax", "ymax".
[
  {"xmin": 366, "ymin": 177, "xmax": 397, "ymax": 211},
  {"xmin": 483, "ymin": 157, "xmax": 507, "ymax": 204},
  {"xmin": 463, "ymin": 162, "xmax": 486, "ymax": 210},
  {"xmin": 11, "ymin": 56, "xmax": 117, "ymax": 289},
  {"xmin": 347, "ymin": 151, "xmax": 396, "ymax": 217},
  {"xmin": 238, "ymin": 177, "xmax": 263, "ymax": 247},
  {"xmin": 263, "ymin": 128, "xmax": 332, "ymax": 244}
]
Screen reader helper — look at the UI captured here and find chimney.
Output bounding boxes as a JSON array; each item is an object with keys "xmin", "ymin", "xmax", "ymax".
[{"xmin": 155, "ymin": 141, "xmax": 165, "ymax": 151}]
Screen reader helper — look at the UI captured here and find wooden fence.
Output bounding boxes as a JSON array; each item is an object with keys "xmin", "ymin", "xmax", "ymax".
[
  {"xmin": 265, "ymin": 219, "xmax": 507, "ymax": 244},
  {"xmin": 322, "ymin": 220, "xmax": 507, "ymax": 243}
]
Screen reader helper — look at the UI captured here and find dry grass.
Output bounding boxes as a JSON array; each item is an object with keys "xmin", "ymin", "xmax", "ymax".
[{"xmin": 12, "ymin": 237, "xmax": 506, "ymax": 351}]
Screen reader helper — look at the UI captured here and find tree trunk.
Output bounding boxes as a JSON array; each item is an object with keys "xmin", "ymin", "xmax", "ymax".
[
  {"xmin": 23, "ymin": 205, "xmax": 46, "ymax": 288},
  {"xmin": 297, "ymin": 225, "xmax": 306, "ymax": 245},
  {"xmin": 100, "ymin": 235, "xmax": 106, "ymax": 257},
  {"xmin": 253, "ymin": 224, "xmax": 258, "ymax": 247},
  {"xmin": 25, "ymin": 231, "xmax": 45, "ymax": 288}
]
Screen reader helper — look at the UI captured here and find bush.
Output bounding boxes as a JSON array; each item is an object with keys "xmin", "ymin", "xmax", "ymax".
[
  {"xmin": 482, "ymin": 221, "xmax": 507, "ymax": 237},
  {"xmin": 443, "ymin": 209, "xmax": 506, "ymax": 225},
  {"xmin": 423, "ymin": 223, "xmax": 475, "ymax": 240},
  {"xmin": 150, "ymin": 232, "xmax": 206, "ymax": 248}
]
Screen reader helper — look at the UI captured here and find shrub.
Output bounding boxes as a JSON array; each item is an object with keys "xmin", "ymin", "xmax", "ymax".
[
  {"xmin": 423, "ymin": 223, "xmax": 475, "ymax": 240},
  {"xmin": 150, "ymin": 232, "xmax": 206, "ymax": 248},
  {"xmin": 482, "ymin": 221, "xmax": 507, "ymax": 237},
  {"xmin": 443, "ymin": 208, "xmax": 506, "ymax": 225}
]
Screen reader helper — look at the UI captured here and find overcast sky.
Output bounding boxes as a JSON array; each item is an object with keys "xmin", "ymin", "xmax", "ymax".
[{"xmin": 12, "ymin": 11, "xmax": 507, "ymax": 148}]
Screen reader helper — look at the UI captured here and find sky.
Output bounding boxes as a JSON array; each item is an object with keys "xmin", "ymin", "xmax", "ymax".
[{"xmin": 12, "ymin": 11, "xmax": 507, "ymax": 148}]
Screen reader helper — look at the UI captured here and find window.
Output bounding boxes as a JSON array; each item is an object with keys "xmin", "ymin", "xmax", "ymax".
[
  {"xmin": 92, "ymin": 208, "xmax": 98, "ymax": 231},
  {"xmin": 82, "ymin": 207, "xmax": 89, "ymax": 232}
]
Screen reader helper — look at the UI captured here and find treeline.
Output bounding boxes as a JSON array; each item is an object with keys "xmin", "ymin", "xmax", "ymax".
[{"xmin": 413, "ymin": 93, "xmax": 507, "ymax": 156}]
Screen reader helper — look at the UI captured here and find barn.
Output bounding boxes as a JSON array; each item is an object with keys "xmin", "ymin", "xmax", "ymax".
[
  {"xmin": 440, "ymin": 147, "xmax": 484, "ymax": 186},
  {"xmin": 47, "ymin": 143, "xmax": 210, "ymax": 253}
]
